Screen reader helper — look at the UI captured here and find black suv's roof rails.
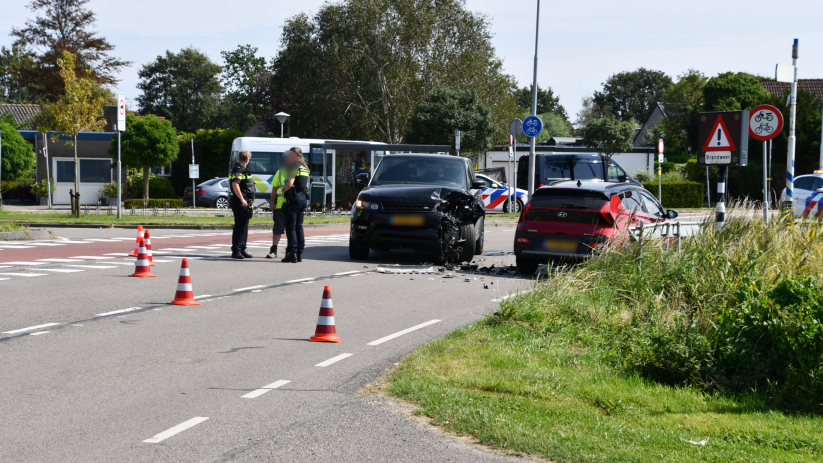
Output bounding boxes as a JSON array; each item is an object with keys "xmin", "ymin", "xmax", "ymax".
[{"xmin": 605, "ymin": 182, "xmax": 633, "ymax": 189}]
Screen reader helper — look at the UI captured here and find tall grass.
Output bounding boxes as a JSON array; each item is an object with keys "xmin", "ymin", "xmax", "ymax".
[{"xmin": 496, "ymin": 208, "xmax": 823, "ymax": 412}]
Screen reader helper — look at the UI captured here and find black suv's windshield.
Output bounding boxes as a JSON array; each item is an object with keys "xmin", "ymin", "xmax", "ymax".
[{"xmin": 371, "ymin": 157, "xmax": 467, "ymax": 188}]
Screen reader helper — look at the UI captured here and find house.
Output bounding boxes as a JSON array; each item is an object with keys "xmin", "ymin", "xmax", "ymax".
[
  {"xmin": 762, "ymin": 79, "xmax": 823, "ymax": 101},
  {"xmin": 0, "ymin": 103, "xmax": 41, "ymax": 129},
  {"xmin": 633, "ymin": 103, "xmax": 666, "ymax": 148}
]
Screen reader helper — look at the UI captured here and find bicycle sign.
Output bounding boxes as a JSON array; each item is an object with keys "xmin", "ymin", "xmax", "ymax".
[
  {"xmin": 748, "ymin": 104, "xmax": 783, "ymax": 141},
  {"xmin": 522, "ymin": 115, "xmax": 543, "ymax": 138}
]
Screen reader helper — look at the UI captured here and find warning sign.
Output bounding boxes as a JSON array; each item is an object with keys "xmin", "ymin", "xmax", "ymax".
[
  {"xmin": 697, "ymin": 111, "xmax": 749, "ymax": 167},
  {"xmin": 702, "ymin": 116, "xmax": 736, "ymax": 152}
]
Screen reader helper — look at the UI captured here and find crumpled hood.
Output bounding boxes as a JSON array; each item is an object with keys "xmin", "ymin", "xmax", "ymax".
[{"xmin": 358, "ymin": 184, "xmax": 466, "ymax": 203}]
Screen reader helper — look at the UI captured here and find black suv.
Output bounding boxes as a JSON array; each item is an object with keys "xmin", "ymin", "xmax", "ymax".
[
  {"xmin": 517, "ymin": 153, "xmax": 641, "ymax": 190},
  {"xmin": 349, "ymin": 154, "xmax": 486, "ymax": 263}
]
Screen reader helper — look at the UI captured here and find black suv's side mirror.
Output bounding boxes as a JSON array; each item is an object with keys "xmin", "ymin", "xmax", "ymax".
[
  {"xmin": 471, "ymin": 179, "xmax": 486, "ymax": 189},
  {"xmin": 666, "ymin": 210, "xmax": 679, "ymax": 219},
  {"xmin": 356, "ymin": 172, "xmax": 370, "ymax": 184}
]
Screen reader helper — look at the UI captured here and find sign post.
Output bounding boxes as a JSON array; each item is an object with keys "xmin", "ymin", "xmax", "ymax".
[
  {"xmin": 117, "ymin": 93, "xmax": 126, "ymax": 219},
  {"xmin": 0, "ymin": 124, "xmax": 3, "ymax": 212},
  {"xmin": 657, "ymin": 138, "xmax": 664, "ymax": 203},
  {"xmin": 455, "ymin": 130, "xmax": 461, "ymax": 158},
  {"xmin": 748, "ymin": 104, "xmax": 784, "ymax": 223},
  {"xmin": 508, "ymin": 118, "xmax": 523, "ymax": 212},
  {"xmin": 190, "ymin": 138, "xmax": 197, "ymax": 209},
  {"xmin": 42, "ymin": 133, "xmax": 51, "ymax": 209}
]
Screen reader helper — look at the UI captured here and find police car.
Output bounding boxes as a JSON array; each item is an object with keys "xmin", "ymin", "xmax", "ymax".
[
  {"xmin": 472, "ymin": 173, "xmax": 529, "ymax": 213},
  {"xmin": 779, "ymin": 171, "xmax": 823, "ymax": 218}
]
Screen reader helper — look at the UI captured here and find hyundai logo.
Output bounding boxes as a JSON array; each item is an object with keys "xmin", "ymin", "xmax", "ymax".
[{"xmin": 557, "ymin": 212, "xmax": 568, "ymax": 218}]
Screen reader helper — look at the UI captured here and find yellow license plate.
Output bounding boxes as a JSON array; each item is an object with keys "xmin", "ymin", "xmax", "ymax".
[
  {"xmin": 546, "ymin": 239, "xmax": 578, "ymax": 253},
  {"xmin": 390, "ymin": 215, "xmax": 425, "ymax": 226}
]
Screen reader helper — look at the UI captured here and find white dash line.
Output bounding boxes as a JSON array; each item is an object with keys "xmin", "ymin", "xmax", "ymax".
[
  {"xmin": 96, "ymin": 307, "xmax": 140, "ymax": 317},
  {"xmin": 333, "ymin": 271, "xmax": 360, "ymax": 276},
  {"xmin": 143, "ymin": 417, "xmax": 209, "ymax": 444},
  {"xmin": 233, "ymin": 285, "xmax": 266, "ymax": 292},
  {"xmin": 285, "ymin": 277, "xmax": 315, "ymax": 283},
  {"xmin": 241, "ymin": 380, "xmax": 291, "ymax": 399},
  {"xmin": 29, "ymin": 331, "xmax": 50, "ymax": 336},
  {"xmin": 492, "ymin": 289, "xmax": 534, "ymax": 302},
  {"xmin": 367, "ymin": 320, "xmax": 442, "ymax": 346},
  {"xmin": 315, "ymin": 353, "xmax": 353, "ymax": 367},
  {"xmin": 193, "ymin": 295, "xmax": 213, "ymax": 300},
  {"xmin": 3, "ymin": 322, "xmax": 60, "ymax": 334}
]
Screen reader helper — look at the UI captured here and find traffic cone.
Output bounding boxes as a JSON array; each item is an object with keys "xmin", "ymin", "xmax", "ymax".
[
  {"xmin": 130, "ymin": 238, "xmax": 155, "ymax": 278},
  {"xmin": 144, "ymin": 229, "xmax": 156, "ymax": 266},
  {"xmin": 309, "ymin": 286, "xmax": 341, "ymax": 343},
  {"xmin": 129, "ymin": 225, "xmax": 144, "ymax": 257},
  {"xmin": 168, "ymin": 258, "xmax": 200, "ymax": 306}
]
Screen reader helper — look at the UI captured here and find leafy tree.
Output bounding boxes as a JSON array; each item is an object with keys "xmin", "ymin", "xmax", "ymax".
[
  {"xmin": 515, "ymin": 84, "xmax": 567, "ymax": 119},
  {"xmin": 136, "ymin": 48, "xmax": 224, "ymax": 133},
  {"xmin": 50, "ymin": 51, "xmax": 105, "ymax": 215},
  {"xmin": 653, "ymin": 69, "xmax": 708, "ymax": 157},
  {"xmin": 217, "ymin": 45, "xmax": 269, "ymax": 131},
  {"xmin": 513, "ymin": 109, "xmax": 572, "ymax": 143},
  {"xmin": 10, "ymin": 0, "xmax": 130, "ymax": 102},
  {"xmin": 406, "ymin": 87, "xmax": 495, "ymax": 163},
  {"xmin": 574, "ymin": 95, "xmax": 610, "ymax": 129},
  {"xmin": 109, "ymin": 114, "xmax": 179, "ymax": 199},
  {"xmin": 703, "ymin": 72, "xmax": 770, "ymax": 111},
  {"xmin": 581, "ymin": 116, "xmax": 635, "ymax": 163},
  {"xmin": 0, "ymin": 119, "xmax": 36, "ymax": 181},
  {"xmin": 0, "ymin": 45, "xmax": 34, "ymax": 103},
  {"xmin": 593, "ymin": 68, "xmax": 672, "ymax": 123}
]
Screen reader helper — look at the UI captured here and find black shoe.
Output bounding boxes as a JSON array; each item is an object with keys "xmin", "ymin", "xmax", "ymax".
[
  {"xmin": 296, "ymin": 252, "xmax": 302, "ymax": 262},
  {"xmin": 241, "ymin": 250, "xmax": 253, "ymax": 258},
  {"xmin": 281, "ymin": 252, "xmax": 296, "ymax": 263},
  {"xmin": 231, "ymin": 252, "xmax": 245, "ymax": 259},
  {"xmin": 265, "ymin": 246, "xmax": 278, "ymax": 259}
]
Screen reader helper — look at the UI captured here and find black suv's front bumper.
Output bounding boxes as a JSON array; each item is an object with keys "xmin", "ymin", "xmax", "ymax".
[{"xmin": 350, "ymin": 207, "xmax": 444, "ymax": 251}]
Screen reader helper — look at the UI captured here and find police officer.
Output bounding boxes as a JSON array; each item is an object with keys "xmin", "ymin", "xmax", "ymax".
[
  {"xmin": 229, "ymin": 150, "xmax": 255, "ymax": 259},
  {"xmin": 266, "ymin": 156, "xmax": 289, "ymax": 259},
  {"xmin": 281, "ymin": 147, "xmax": 310, "ymax": 263}
]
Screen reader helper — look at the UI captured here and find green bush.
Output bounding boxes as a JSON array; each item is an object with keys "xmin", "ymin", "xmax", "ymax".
[
  {"xmin": 641, "ymin": 181, "xmax": 703, "ymax": 208},
  {"xmin": 127, "ymin": 174, "xmax": 177, "ymax": 200},
  {"xmin": 653, "ymin": 161, "xmax": 676, "ymax": 174},
  {"xmin": 1, "ymin": 180, "xmax": 21, "ymax": 199},
  {"xmin": 31, "ymin": 178, "xmax": 54, "ymax": 197},
  {"xmin": 124, "ymin": 199, "xmax": 184, "ymax": 209}
]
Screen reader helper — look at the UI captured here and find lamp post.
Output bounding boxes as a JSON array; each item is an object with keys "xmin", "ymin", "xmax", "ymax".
[
  {"xmin": 274, "ymin": 112, "xmax": 290, "ymax": 138},
  {"xmin": 0, "ymin": 124, "xmax": 3, "ymax": 212},
  {"xmin": 527, "ymin": 0, "xmax": 541, "ymax": 197}
]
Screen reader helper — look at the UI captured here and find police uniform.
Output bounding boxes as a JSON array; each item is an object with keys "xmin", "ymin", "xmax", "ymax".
[
  {"xmin": 282, "ymin": 164, "xmax": 310, "ymax": 262},
  {"xmin": 229, "ymin": 163, "xmax": 255, "ymax": 256},
  {"xmin": 271, "ymin": 169, "xmax": 288, "ymax": 235}
]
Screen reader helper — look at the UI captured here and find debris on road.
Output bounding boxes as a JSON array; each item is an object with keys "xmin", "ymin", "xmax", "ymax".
[
  {"xmin": 482, "ymin": 251, "xmax": 513, "ymax": 256},
  {"xmin": 377, "ymin": 264, "xmax": 436, "ymax": 274}
]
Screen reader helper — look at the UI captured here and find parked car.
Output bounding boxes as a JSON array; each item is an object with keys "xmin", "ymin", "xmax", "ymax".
[
  {"xmin": 778, "ymin": 171, "xmax": 823, "ymax": 218},
  {"xmin": 513, "ymin": 180, "xmax": 678, "ymax": 274},
  {"xmin": 472, "ymin": 173, "xmax": 529, "ymax": 212},
  {"xmin": 349, "ymin": 154, "xmax": 486, "ymax": 263},
  {"xmin": 516, "ymin": 153, "xmax": 641, "ymax": 190},
  {"xmin": 183, "ymin": 177, "xmax": 230, "ymax": 208}
]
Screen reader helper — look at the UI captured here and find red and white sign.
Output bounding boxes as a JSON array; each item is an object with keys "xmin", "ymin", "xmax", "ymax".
[
  {"xmin": 702, "ymin": 115, "xmax": 737, "ymax": 152},
  {"xmin": 657, "ymin": 138, "xmax": 664, "ymax": 154},
  {"xmin": 117, "ymin": 93, "xmax": 126, "ymax": 131},
  {"xmin": 748, "ymin": 104, "xmax": 783, "ymax": 141}
]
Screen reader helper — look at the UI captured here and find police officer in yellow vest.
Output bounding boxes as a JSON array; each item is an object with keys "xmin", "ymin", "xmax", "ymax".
[
  {"xmin": 281, "ymin": 147, "xmax": 311, "ymax": 263},
  {"xmin": 229, "ymin": 150, "xmax": 255, "ymax": 259},
  {"xmin": 265, "ymin": 159, "xmax": 289, "ymax": 259}
]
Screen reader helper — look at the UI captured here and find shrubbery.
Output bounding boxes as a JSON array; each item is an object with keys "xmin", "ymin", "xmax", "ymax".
[
  {"xmin": 641, "ymin": 181, "xmax": 703, "ymax": 208},
  {"xmin": 127, "ymin": 173, "xmax": 177, "ymax": 200},
  {"xmin": 124, "ymin": 199, "xmax": 184, "ymax": 209}
]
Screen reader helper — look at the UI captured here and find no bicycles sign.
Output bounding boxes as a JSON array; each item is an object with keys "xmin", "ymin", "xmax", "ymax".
[{"xmin": 748, "ymin": 104, "xmax": 784, "ymax": 141}]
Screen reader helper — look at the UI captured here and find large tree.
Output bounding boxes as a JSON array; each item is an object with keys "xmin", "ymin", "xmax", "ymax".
[
  {"xmin": 651, "ymin": 69, "xmax": 708, "ymax": 158},
  {"xmin": 271, "ymin": 0, "xmax": 515, "ymax": 144},
  {"xmin": 593, "ymin": 68, "xmax": 672, "ymax": 123},
  {"xmin": 109, "ymin": 114, "xmax": 179, "ymax": 199},
  {"xmin": 0, "ymin": 45, "xmax": 34, "ymax": 103},
  {"xmin": 0, "ymin": 117, "xmax": 36, "ymax": 181},
  {"xmin": 703, "ymin": 72, "xmax": 770, "ymax": 111},
  {"xmin": 515, "ymin": 84, "xmax": 567, "ymax": 119},
  {"xmin": 136, "ymin": 48, "xmax": 224, "ymax": 133},
  {"xmin": 10, "ymin": 0, "xmax": 130, "ymax": 102},
  {"xmin": 217, "ymin": 45, "xmax": 269, "ymax": 131},
  {"xmin": 581, "ymin": 116, "xmax": 635, "ymax": 164}
]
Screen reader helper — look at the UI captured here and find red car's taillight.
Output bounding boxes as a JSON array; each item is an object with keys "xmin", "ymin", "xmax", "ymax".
[
  {"xmin": 599, "ymin": 196, "xmax": 620, "ymax": 226},
  {"xmin": 518, "ymin": 200, "xmax": 530, "ymax": 223},
  {"xmin": 516, "ymin": 237, "xmax": 529, "ymax": 243}
]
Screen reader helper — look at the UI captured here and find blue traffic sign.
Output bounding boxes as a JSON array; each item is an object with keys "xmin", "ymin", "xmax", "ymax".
[{"xmin": 522, "ymin": 115, "xmax": 543, "ymax": 138}]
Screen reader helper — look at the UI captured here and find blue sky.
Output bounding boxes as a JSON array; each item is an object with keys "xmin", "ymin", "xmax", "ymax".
[{"xmin": 2, "ymin": 0, "xmax": 822, "ymax": 123}]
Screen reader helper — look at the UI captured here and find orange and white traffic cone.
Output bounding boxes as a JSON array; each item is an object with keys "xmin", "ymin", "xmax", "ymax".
[
  {"xmin": 130, "ymin": 238, "xmax": 155, "ymax": 278},
  {"xmin": 144, "ymin": 229, "xmax": 156, "ymax": 266},
  {"xmin": 129, "ymin": 225, "xmax": 144, "ymax": 257},
  {"xmin": 309, "ymin": 286, "xmax": 341, "ymax": 343},
  {"xmin": 168, "ymin": 258, "xmax": 200, "ymax": 306}
]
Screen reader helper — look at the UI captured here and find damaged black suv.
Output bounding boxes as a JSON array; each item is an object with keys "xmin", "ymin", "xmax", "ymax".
[{"xmin": 349, "ymin": 154, "xmax": 486, "ymax": 263}]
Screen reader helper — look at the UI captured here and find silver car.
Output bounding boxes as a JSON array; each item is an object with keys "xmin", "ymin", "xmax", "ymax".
[{"xmin": 183, "ymin": 177, "xmax": 230, "ymax": 208}]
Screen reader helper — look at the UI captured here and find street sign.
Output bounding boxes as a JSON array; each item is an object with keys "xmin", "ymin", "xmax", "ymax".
[
  {"xmin": 697, "ymin": 111, "xmax": 749, "ymax": 166},
  {"xmin": 455, "ymin": 130, "xmax": 461, "ymax": 151},
  {"xmin": 657, "ymin": 138, "xmax": 664, "ymax": 154},
  {"xmin": 522, "ymin": 115, "xmax": 543, "ymax": 138},
  {"xmin": 117, "ymin": 93, "xmax": 126, "ymax": 131},
  {"xmin": 189, "ymin": 164, "xmax": 199, "ymax": 179},
  {"xmin": 748, "ymin": 104, "xmax": 784, "ymax": 141},
  {"xmin": 508, "ymin": 118, "xmax": 523, "ymax": 137}
]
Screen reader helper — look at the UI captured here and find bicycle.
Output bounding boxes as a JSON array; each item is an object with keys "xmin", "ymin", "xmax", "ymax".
[
  {"xmin": 754, "ymin": 123, "xmax": 773, "ymax": 135},
  {"xmin": 754, "ymin": 111, "xmax": 774, "ymax": 123}
]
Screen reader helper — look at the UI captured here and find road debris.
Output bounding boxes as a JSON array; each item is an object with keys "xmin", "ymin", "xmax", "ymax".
[{"xmin": 377, "ymin": 264, "xmax": 436, "ymax": 274}]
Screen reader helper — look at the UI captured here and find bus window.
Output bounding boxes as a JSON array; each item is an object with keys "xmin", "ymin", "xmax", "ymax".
[
  {"xmin": 246, "ymin": 151, "xmax": 283, "ymax": 175},
  {"xmin": 310, "ymin": 148, "xmax": 324, "ymax": 178}
]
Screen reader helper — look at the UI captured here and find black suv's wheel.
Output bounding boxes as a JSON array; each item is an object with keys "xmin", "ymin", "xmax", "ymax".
[
  {"xmin": 516, "ymin": 254, "xmax": 539, "ymax": 274},
  {"xmin": 474, "ymin": 217, "xmax": 484, "ymax": 255},
  {"xmin": 349, "ymin": 239, "xmax": 369, "ymax": 259},
  {"xmin": 458, "ymin": 222, "xmax": 476, "ymax": 262}
]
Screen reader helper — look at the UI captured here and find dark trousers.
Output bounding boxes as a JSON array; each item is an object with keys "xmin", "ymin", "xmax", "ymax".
[
  {"xmin": 284, "ymin": 204, "xmax": 306, "ymax": 254},
  {"xmin": 230, "ymin": 202, "xmax": 249, "ymax": 253}
]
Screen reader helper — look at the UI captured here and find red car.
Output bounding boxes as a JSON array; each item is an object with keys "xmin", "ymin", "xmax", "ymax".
[{"xmin": 513, "ymin": 180, "xmax": 678, "ymax": 273}]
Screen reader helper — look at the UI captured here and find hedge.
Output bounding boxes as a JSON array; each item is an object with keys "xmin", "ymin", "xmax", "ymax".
[
  {"xmin": 653, "ymin": 161, "xmax": 677, "ymax": 174},
  {"xmin": 124, "ymin": 199, "xmax": 184, "ymax": 209},
  {"xmin": 642, "ymin": 181, "xmax": 703, "ymax": 209}
]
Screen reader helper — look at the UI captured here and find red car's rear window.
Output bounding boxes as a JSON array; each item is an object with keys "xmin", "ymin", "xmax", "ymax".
[{"xmin": 524, "ymin": 189, "xmax": 611, "ymax": 225}]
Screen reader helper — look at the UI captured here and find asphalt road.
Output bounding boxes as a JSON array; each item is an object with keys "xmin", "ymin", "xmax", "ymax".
[{"xmin": 0, "ymin": 223, "xmax": 531, "ymax": 462}]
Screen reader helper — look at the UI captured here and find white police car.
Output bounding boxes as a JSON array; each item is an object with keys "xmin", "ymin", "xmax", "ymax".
[
  {"xmin": 779, "ymin": 171, "xmax": 823, "ymax": 218},
  {"xmin": 472, "ymin": 173, "xmax": 529, "ymax": 213}
]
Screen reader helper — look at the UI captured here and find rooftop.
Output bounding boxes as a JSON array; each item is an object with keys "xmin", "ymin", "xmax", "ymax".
[
  {"xmin": 0, "ymin": 104, "xmax": 41, "ymax": 129},
  {"xmin": 761, "ymin": 79, "xmax": 823, "ymax": 101}
]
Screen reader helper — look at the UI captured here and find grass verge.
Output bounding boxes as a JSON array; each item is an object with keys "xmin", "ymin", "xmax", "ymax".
[
  {"xmin": 0, "ymin": 211, "xmax": 350, "ymax": 227},
  {"xmin": 0, "ymin": 222, "xmax": 24, "ymax": 233}
]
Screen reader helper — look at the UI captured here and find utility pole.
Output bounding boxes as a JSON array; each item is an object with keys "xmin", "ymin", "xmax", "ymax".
[
  {"xmin": 191, "ymin": 138, "xmax": 196, "ymax": 210},
  {"xmin": 116, "ymin": 127, "xmax": 122, "ymax": 218},
  {"xmin": 819, "ymin": 100, "xmax": 823, "ymax": 170},
  {"xmin": 0, "ymin": 125, "xmax": 3, "ymax": 212},
  {"xmin": 43, "ymin": 133, "xmax": 52, "ymax": 210},
  {"xmin": 784, "ymin": 38, "xmax": 799, "ymax": 211},
  {"xmin": 527, "ymin": 0, "xmax": 541, "ymax": 197}
]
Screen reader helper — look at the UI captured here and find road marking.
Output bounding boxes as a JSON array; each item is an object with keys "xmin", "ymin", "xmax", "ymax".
[
  {"xmin": 0, "ymin": 245, "xmax": 35, "ymax": 249},
  {"xmin": 3, "ymin": 323, "xmax": 60, "ymax": 334},
  {"xmin": 143, "ymin": 417, "xmax": 209, "ymax": 444},
  {"xmin": 54, "ymin": 240, "xmax": 93, "ymax": 244},
  {"xmin": 96, "ymin": 307, "xmax": 140, "ymax": 317},
  {"xmin": 84, "ymin": 239, "xmax": 124, "ymax": 242},
  {"xmin": 367, "ymin": 319, "xmax": 442, "ymax": 346},
  {"xmin": 0, "ymin": 273, "xmax": 48, "ymax": 277},
  {"xmin": 186, "ymin": 246, "xmax": 222, "ymax": 249},
  {"xmin": 233, "ymin": 285, "xmax": 266, "ymax": 292},
  {"xmin": 104, "ymin": 261, "xmax": 135, "ymax": 265},
  {"xmin": 37, "ymin": 258, "xmax": 84, "ymax": 262},
  {"xmin": 63, "ymin": 265, "xmax": 118, "ymax": 269},
  {"xmin": 349, "ymin": 273, "xmax": 364, "ymax": 277},
  {"xmin": 285, "ymin": 277, "xmax": 314, "ymax": 283},
  {"xmin": 251, "ymin": 289, "xmax": 262, "ymax": 292},
  {"xmin": 38, "ymin": 268, "xmax": 85, "ymax": 273},
  {"xmin": 492, "ymin": 289, "xmax": 534, "ymax": 302},
  {"xmin": 333, "ymin": 271, "xmax": 360, "ymax": 275},
  {"xmin": 193, "ymin": 295, "xmax": 212, "ymax": 299},
  {"xmin": 159, "ymin": 248, "xmax": 193, "ymax": 252},
  {"xmin": 29, "ymin": 331, "xmax": 50, "ymax": 336},
  {"xmin": 315, "ymin": 353, "xmax": 353, "ymax": 367},
  {"xmin": 69, "ymin": 256, "xmax": 115, "ymax": 260},
  {"xmin": 0, "ymin": 261, "xmax": 46, "ymax": 265},
  {"xmin": 241, "ymin": 380, "xmax": 290, "ymax": 399},
  {"xmin": 103, "ymin": 253, "xmax": 131, "ymax": 256}
]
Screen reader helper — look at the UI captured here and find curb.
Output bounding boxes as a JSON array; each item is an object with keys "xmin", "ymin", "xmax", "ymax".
[
  {"xmin": 12, "ymin": 222, "xmax": 350, "ymax": 230},
  {"xmin": 0, "ymin": 228, "xmax": 51, "ymax": 240}
]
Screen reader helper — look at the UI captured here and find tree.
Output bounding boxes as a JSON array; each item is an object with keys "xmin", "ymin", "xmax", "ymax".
[
  {"xmin": 703, "ymin": 72, "xmax": 770, "ymax": 111},
  {"xmin": 136, "ymin": 48, "xmax": 224, "ymax": 133},
  {"xmin": 110, "ymin": 114, "xmax": 179, "ymax": 199},
  {"xmin": 581, "ymin": 116, "xmax": 635, "ymax": 163},
  {"xmin": 10, "ymin": 0, "xmax": 130, "ymax": 102},
  {"xmin": 0, "ymin": 45, "xmax": 34, "ymax": 103},
  {"xmin": 575, "ymin": 96, "xmax": 610, "ymax": 129},
  {"xmin": 406, "ymin": 87, "xmax": 495, "ymax": 163},
  {"xmin": 515, "ymin": 84, "xmax": 567, "ymax": 119},
  {"xmin": 0, "ymin": 118, "xmax": 36, "ymax": 181},
  {"xmin": 217, "ymin": 45, "xmax": 269, "ymax": 131},
  {"xmin": 514, "ymin": 110, "xmax": 572, "ymax": 143},
  {"xmin": 50, "ymin": 51, "xmax": 105, "ymax": 216},
  {"xmin": 593, "ymin": 68, "xmax": 672, "ymax": 123},
  {"xmin": 654, "ymin": 69, "xmax": 709, "ymax": 158}
]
